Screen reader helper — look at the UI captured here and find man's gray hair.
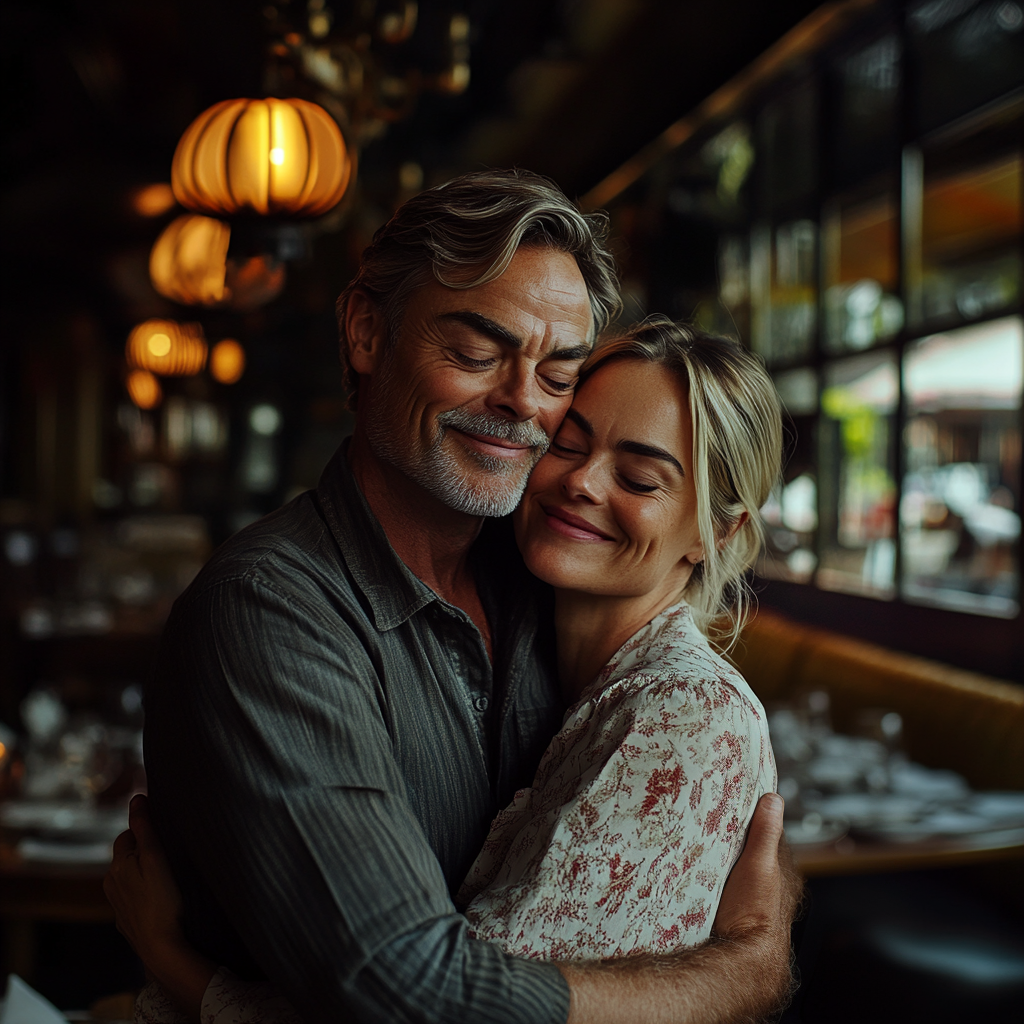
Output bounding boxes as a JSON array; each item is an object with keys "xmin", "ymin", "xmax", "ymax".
[{"xmin": 337, "ymin": 168, "xmax": 621, "ymax": 404}]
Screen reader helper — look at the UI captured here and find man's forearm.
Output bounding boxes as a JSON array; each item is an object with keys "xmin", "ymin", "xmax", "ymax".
[{"xmin": 558, "ymin": 927, "xmax": 793, "ymax": 1024}]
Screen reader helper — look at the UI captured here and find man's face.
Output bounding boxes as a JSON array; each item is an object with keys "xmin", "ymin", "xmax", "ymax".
[{"xmin": 363, "ymin": 246, "xmax": 594, "ymax": 517}]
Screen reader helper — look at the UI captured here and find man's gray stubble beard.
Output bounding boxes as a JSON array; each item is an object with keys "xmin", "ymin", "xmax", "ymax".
[{"xmin": 365, "ymin": 357, "xmax": 550, "ymax": 518}]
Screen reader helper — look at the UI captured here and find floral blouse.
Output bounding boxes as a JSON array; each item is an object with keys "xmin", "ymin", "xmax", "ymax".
[
  {"xmin": 136, "ymin": 601, "xmax": 775, "ymax": 1021},
  {"xmin": 457, "ymin": 600, "xmax": 776, "ymax": 959}
]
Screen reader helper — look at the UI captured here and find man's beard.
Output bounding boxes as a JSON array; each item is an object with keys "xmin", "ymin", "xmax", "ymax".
[{"xmin": 366, "ymin": 357, "xmax": 550, "ymax": 518}]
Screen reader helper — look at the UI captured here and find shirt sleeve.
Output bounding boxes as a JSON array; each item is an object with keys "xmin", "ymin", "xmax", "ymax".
[
  {"xmin": 464, "ymin": 672, "xmax": 776, "ymax": 960},
  {"xmin": 144, "ymin": 571, "xmax": 570, "ymax": 1024}
]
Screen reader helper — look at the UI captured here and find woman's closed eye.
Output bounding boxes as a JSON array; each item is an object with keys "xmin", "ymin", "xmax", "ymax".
[{"xmin": 619, "ymin": 474, "xmax": 659, "ymax": 494}]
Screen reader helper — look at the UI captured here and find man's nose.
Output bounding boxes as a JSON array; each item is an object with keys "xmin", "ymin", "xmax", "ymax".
[{"xmin": 487, "ymin": 362, "xmax": 541, "ymax": 422}]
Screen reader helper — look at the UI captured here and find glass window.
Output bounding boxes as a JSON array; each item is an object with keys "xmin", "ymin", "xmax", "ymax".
[
  {"xmin": 760, "ymin": 368, "xmax": 820, "ymax": 583},
  {"xmin": 901, "ymin": 315, "xmax": 1022, "ymax": 616},
  {"xmin": 757, "ymin": 83, "xmax": 818, "ymax": 217},
  {"xmin": 832, "ymin": 32, "xmax": 901, "ymax": 188},
  {"xmin": 910, "ymin": 0, "xmax": 1024, "ymax": 134},
  {"xmin": 717, "ymin": 234, "xmax": 751, "ymax": 342},
  {"xmin": 905, "ymin": 146, "xmax": 1022, "ymax": 326},
  {"xmin": 751, "ymin": 220, "xmax": 818, "ymax": 366},
  {"xmin": 818, "ymin": 351, "xmax": 899, "ymax": 597},
  {"xmin": 823, "ymin": 190, "xmax": 905, "ymax": 352}
]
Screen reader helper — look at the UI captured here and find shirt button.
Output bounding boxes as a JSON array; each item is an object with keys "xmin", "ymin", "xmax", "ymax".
[{"xmin": 473, "ymin": 695, "xmax": 490, "ymax": 713}]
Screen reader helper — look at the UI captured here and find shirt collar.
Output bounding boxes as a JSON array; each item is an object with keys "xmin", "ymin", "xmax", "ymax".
[{"xmin": 316, "ymin": 442, "xmax": 439, "ymax": 631}]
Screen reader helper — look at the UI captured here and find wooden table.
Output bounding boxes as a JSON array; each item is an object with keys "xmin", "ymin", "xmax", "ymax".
[
  {"xmin": 792, "ymin": 826, "xmax": 1024, "ymax": 876},
  {"xmin": 0, "ymin": 837, "xmax": 112, "ymax": 982}
]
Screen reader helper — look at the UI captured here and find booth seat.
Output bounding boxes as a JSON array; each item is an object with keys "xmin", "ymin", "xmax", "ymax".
[{"xmin": 729, "ymin": 607, "xmax": 1024, "ymax": 791}]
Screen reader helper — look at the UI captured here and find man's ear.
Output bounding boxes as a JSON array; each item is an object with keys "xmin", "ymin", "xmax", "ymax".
[{"xmin": 345, "ymin": 290, "xmax": 387, "ymax": 376}]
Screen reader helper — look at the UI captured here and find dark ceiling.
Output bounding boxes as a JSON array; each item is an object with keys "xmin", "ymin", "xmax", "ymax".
[{"xmin": 0, "ymin": 0, "xmax": 823, "ymax": 359}]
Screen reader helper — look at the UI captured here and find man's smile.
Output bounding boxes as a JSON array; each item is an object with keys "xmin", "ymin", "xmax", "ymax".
[{"xmin": 451, "ymin": 428, "xmax": 539, "ymax": 459}]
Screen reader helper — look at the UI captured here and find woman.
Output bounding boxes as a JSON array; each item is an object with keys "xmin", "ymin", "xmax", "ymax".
[{"xmin": 109, "ymin": 316, "xmax": 783, "ymax": 1020}]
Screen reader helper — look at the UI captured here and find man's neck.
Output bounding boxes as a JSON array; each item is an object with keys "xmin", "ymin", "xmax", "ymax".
[{"xmin": 346, "ymin": 430, "xmax": 485, "ymax": 607}]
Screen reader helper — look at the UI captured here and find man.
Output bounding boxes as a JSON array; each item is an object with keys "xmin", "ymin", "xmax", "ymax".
[{"xmin": 119, "ymin": 170, "xmax": 799, "ymax": 1022}]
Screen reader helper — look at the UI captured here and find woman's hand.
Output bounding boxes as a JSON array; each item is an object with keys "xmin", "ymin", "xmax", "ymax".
[
  {"xmin": 105, "ymin": 794, "xmax": 216, "ymax": 1018},
  {"xmin": 104, "ymin": 793, "xmax": 186, "ymax": 962}
]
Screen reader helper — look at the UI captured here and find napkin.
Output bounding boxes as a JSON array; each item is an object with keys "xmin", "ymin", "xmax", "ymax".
[{"xmin": 0, "ymin": 975, "xmax": 68, "ymax": 1024}]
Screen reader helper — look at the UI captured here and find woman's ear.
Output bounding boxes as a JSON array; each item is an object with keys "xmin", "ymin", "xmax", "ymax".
[
  {"xmin": 345, "ymin": 290, "xmax": 387, "ymax": 376},
  {"xmin": 716, "ymin": 510, "xmax": 749, "ymax": 550}
]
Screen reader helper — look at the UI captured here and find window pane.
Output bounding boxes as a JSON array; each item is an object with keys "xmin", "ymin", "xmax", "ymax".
[
  {"xmin": 910, "ymin": 0, "xmax": 1024, "ymax": 134},
  {"xmin": 757, "ymin": 83, "xmax": 818, "ymax": 218},
  {"xmin": 832, "ymin": 33, "xmax": 901, "ymax": 188},
  {"xmin": 761, "ymin": 367, "xmax": 820, "ymax": 583},
  {"xmin": 906, "ymin": 145, "xmax": 1022, "ymax": 327},
  {"xmin": 751, "ymin": 220, "xmax": 818, "ymax": 366},
  {"xmin": 717, "ymin": 234, "xmax": 751, "ymax": 343},
  {"xmin": 824, "ymin": 190, "xmax": 905, "ymax": 352},
  {"xmin": 901, "ymin": 315, "xmax": 1022, "ymax": 616},
  {"xmin": 818, "ymin": 351, "xmax": 899, "ymax": 597}
]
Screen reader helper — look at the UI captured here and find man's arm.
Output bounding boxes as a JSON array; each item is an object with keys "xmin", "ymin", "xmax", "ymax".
[
  {"xmin": 560, "ymin": 794, "xmax": 801, "ymax": 1024},
  {"xmin": 146, "ymin": 573, "xmax": 570, "ymax": 1024}
]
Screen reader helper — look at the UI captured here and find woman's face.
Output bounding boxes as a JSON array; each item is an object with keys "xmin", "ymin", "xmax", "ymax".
[{"xmin": 515, "ymin": 358, "xmax": 704, "ymax": 601}]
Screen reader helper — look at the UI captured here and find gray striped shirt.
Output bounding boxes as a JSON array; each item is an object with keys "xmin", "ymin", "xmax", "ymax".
[{"xmin": 145, "ymin": 445, "xmax": 571, "ymax": 1023}]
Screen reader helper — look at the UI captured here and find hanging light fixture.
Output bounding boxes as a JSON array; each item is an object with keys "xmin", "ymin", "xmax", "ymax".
[
  {"xmin": 210, "ymin": 338, "xmax": 246, "ymax": 384},
  {"xmin": 149, "ymin": 214, "xmax": 286, "ymax": 310},
  {"xmin": 126, "ymin": 319, "xmax": 207, "ymax": 376},
  {"xmin": 171, "ymin": 98, "xmax": 351, "ymax": 218},
  {"xmin": 126, "ymin": 370, "xmax": 162, "ymax": 409}
]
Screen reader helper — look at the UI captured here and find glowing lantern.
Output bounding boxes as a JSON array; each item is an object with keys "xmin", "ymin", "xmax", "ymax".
[
  {"xmin": 149, "ymin": 214, "xmax": 286, "ymax": 310},
  {"xmin": 131, "ymin": 183, "xmax": 177, "ymax": 217},
  {"xmin": 171, "ymin": 98, "xmax": 351, "ymax": 218},
  {"xmin": 126, "ymin": 319, "xmax": 207, "ymax": 376},
  {"xmin": 210, "ymin": 339, "xmax": 246, "ymax": 384},
  {"xmin": 127, "ymin": 370, "xmax": 162, "ymax": 409}
]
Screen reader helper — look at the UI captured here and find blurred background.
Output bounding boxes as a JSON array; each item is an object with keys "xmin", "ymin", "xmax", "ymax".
[{"xmin": 0, "ymin": 0, "xmax": 1022, "ymax": 1020}]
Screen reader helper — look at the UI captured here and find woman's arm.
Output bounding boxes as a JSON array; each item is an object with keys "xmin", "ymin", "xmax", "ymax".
[{"xmin": 105, "ymin": 795, "xmax": 217, "ymax": 1018}]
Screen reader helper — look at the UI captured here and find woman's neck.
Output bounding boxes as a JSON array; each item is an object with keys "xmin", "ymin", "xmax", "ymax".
[{"xmin": 553, "ymin": 583, "xmax": 689, "ymax": 702}]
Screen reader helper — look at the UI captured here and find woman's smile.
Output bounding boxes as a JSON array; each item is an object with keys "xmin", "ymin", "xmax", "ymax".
[{"xmin": 540, "ymin": 504, "xmax": 615, "ymax": 541}]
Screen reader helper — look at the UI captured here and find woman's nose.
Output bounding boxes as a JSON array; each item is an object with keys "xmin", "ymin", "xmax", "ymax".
[{"xmin": 560, "ymin": 459, "xmax": 601, "ymax": 502}]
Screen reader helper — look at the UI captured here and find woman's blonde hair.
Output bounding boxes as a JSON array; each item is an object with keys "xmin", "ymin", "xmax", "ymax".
[{"xmin": 579, "ymin": 316, "xmax": 782, "ymax": 648}]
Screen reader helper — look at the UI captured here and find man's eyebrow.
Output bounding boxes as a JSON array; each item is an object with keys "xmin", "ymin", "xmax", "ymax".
[
  {"xmin": 617, "ymin": 440, "xmax": 685, "ymax": 475},
  {"xmin": 437, "ymin": 311, "xmax": 591, "ymax": 363},
  {"xmin": 437, "ymin": 311, "xmax": 522, "ymax": 348}
]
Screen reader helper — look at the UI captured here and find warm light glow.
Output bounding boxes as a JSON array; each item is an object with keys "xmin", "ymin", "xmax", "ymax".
[
  {"xmin": 172, "ymin": 98, "xmax": 351, "ymax": 218},
  {"xmin": 127, "ymin": 319, "xmax": 207, "ymax": 376},
  {"xmin": 147, "ymin": 333, "xmax": 172, "ymax": 357},
  {"xmin": 149, "ymin": 214, "xmax": 231, "ymax": 307},
  {"xmin": 131, "ymin": 183, "xmax": 176, "ymax": 217},
  {"xmin": 149, "ymin": 215, "xmax": 285, "ymax": 310},
  {"xmin": 127, "ymin": 370, "xmax": 162, "ymax": 409},
  {"xmin": 210, "ymin": 338, "xmax": 246, "ymax": 384}
]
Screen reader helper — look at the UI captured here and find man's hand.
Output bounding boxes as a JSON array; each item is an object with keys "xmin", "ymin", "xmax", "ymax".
[
  {"xmin": 714, "ymin": 792, "xmax": 801, "ymax": 941},
  {"xmin": 560, "ymin": 793, "xmax": 803, "ymax": 1024}
]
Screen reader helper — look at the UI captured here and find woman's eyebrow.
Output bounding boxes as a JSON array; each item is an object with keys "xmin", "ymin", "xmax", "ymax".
[{"xmin": 617, "ymin": 440, "xmax": 684, "ymax": 475}]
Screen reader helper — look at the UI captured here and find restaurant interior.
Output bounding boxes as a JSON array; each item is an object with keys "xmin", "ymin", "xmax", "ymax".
[{"xmin": 1, "ymin": 0, "xmax": 1022, "ymax": 1020}]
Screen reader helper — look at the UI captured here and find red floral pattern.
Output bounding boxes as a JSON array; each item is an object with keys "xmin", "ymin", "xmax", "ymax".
[{"xmin": 457, "ymin": 600, "xmax": 776, "ymax": 960}]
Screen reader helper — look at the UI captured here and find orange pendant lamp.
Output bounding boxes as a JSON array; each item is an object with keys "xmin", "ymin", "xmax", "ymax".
[
  {"xmin": 171, "ymin": 98, "xmax": 351, "ymax": 218},
  {"xmin": 149, "ymin": 214, "xmax": 286, "ymax": 310},
  {"xmin": 126, "ymin": 319, "xmax": 208, "ymax": 376}
]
